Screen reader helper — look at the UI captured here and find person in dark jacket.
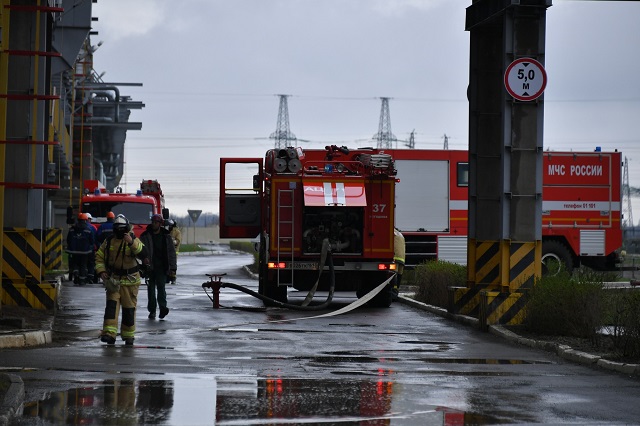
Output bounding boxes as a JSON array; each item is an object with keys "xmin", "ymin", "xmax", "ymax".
[
  {"xmin": 66, "ymin": 213, "xmax": 95, "ymax": 285},
  {"xmin": 85, "ymin": 213, "xmax": 99, "ymax": 283},
  {"xmin": 140, "ymin": 214, "xmax": 177, "ymax": 320}
]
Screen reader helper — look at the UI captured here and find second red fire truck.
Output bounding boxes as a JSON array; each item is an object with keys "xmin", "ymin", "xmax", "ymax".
[
  {"xmin": 386, "ymin": 148, "xmax": 623, "ymax": 274},
  {"xmin": 79, "ymin": 179, "xmax": 169, "ymax": 237}
]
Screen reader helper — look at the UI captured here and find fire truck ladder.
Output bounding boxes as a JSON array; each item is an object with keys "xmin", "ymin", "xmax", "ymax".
[{"xmin": 277, "ymin": 189, "xmax": 295, "ymax": 286}]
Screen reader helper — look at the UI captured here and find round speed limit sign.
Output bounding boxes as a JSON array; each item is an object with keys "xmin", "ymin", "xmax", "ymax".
[{"xmin": 504, "ymin": 58, "xmax": 547, "ymax": 101}]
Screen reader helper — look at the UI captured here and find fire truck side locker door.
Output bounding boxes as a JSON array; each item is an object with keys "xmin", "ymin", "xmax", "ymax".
[
  {"xmin": 395, "ymin": 159, "xmax": 450, "ymax": 232},
  {"xmin": 219, "ymin": 158, "xmax": 263, "ymax": 239}
]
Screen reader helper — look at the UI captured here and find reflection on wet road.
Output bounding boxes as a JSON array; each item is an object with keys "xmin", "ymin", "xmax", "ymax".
[
  {"xmin": 17, "ymin": 376, "xmax": 505, "ymax": 425},
  {"xmin": 18, "ymin": 377, "xmax": 215, "ymax": 425},
  {"xmin": 4, "ymin": 249, "xmax": 640, "ymax": 425}
]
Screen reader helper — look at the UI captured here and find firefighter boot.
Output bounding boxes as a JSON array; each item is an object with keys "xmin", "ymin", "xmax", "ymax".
[
  {"xmin": 392, "ymin": 274, "xmax": 402, "ymax": 301},
  {"xmin": 100, "ymin": 334, "xmax": 116, "ymax": 345}
]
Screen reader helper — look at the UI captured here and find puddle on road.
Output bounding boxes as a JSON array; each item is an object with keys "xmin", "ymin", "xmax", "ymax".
[{"xmin": 17, "ymin": 376, "xmax": 503, "ymax": 425}]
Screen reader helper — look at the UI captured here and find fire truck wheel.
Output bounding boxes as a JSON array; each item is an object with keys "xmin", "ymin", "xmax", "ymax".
[
  {"xmin": 541, "ymin": 240, "xmax": 573, "ymax": 276},
  {"xmin": 356, "ymin": 274, "xmax": 393, "ymax": 308},
  {"xmin": 370, "ymin": 290, "xmax": 393, "ymax": 308}
]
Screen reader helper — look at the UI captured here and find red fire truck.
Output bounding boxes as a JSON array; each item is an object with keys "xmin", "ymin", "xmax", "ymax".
[
  {"xmin": 78, "ymin": 179, "xmax": 169, "ymax": 237},
  {"xmin": 386, "ymin": 148, "xmax": 623, "ymax": 274},
  {"xmin": 219, "ymin": 146, "xmax": 398, "ymax": 307}
]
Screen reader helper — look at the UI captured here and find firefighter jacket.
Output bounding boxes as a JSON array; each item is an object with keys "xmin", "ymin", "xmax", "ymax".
[
  {"xmin": 95, "ymin": 233, "xmax": 145, "ymax": 286},
  {"xmin": 140, "ymin": 226, "xmax": 177, "ymax": 275},
  {"xmin": 67, "ymin": 222, "xmax": 95, "ymax": 255},
  {"xmin": 170, "ymin": 227, "xmax": 182, "ymax": 252}
]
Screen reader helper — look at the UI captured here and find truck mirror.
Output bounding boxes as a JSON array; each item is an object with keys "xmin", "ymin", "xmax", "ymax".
[
  {"xmin": 253, "ymin": 174, "xmax": 261, "ymax": 192},
  {"xmin": 162, "ymin": 208, "xmax": 170, "ymax": 219},
  {"xmin": 66, "ymin": 206, "xmax": 74, "ymax": 225}
]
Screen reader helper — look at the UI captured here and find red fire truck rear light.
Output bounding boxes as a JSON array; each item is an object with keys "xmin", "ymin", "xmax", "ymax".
[
  {"xmin": 268, "ymin": 262, "xmax": 286, "ymax": 269},
  {"xmin": 378, "ymin": 263, "xmax": 394, "ymax": 270}
]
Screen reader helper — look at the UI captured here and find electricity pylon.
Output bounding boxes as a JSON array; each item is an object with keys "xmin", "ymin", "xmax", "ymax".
[
  {"xmin": 404, "ymin": 129, "xmax": 415, "ymax": 149},
  {"xmin": 372, "ymin": 97, "xmax": 397, "ymax": 149},
  {"xmin": 269, "ymin": 94, "xmax": 297, "ymax": 149}
]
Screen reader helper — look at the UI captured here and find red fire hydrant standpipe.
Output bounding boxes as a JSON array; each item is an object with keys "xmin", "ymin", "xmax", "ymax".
[{"xmin": 202, "ymin": 273, "xmax": 226, "ymax": 308}]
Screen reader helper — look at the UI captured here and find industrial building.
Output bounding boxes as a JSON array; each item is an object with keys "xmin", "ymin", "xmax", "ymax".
[{"xmin": 0, "ymin": 1, "xmax": 141, "ymax": 294}]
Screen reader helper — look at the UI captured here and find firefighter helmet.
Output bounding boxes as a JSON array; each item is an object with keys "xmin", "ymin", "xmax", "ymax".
[
  {"xmin": 77, "ymin": 213, "xmax": 88, "ymax": 221},
  {"xmin": 106, "ymin": 211, "xmax": 115, "ymax": 219},
  {"xmin": 113, "ymin": 215, "xmax": 130, "ymax": 232}
]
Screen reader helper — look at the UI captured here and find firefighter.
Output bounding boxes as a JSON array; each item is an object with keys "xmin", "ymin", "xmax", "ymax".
[
  {"xmin": 96, "ymin": 214, "xmax": 145, "ymax": 345},
  {"xmin": 167, "ymin": 219, "xmax": 182, "ymax": 253},
  {"xmin": 140, "ymin": 214, "xmax": 177, "ymax": 320},
  {"xmin": 97, "ymin": 211, "xmax": 115, "ymax": 245},
  {"xmin": 166, "ymin": 219, "xmax": 181, "ymax": 285},
  {"xmin": 393, "ymin": 228, "xmax": 406, "ymax": 300},
  {"xmin": 84, "ymin": 213, "xmax": 99, "ymax": 283},
  {"xmin": 66, "ymin": 213, "xmax": 95, "ymax": 285}
]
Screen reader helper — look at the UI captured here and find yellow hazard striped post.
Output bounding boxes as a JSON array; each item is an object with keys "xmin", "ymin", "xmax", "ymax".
[
  {"xmin": 453, "ymin": 239, "xmax": 540, "ymax": 327},
  {"xmin": 479, "ymin": 291, "xmax": 529, "ymax": 330},
  {"xmin": 43, "ymin": 228, "xmax": 63, "ymax": 271},
  {"xmin": 3, "ymin": 228, "xmax": 43, "ymax": 283},
  {"xmin": 2, "ymin": 228, "xmax": 58, "ymax": 310},
  {"xmin": 1, "ymin": 280, "xmax": 58, "ymax": 310}
]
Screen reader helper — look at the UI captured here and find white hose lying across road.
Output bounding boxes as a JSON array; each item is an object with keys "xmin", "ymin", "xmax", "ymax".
[{"xmin": 270, "ymin": 274, "xmax": 394, "ymax": 322}]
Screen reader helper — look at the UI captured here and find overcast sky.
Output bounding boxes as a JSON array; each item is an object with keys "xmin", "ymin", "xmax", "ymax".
[{"xmin": 91, "ymin": 0, "xmax": 640, "ymax": 219}]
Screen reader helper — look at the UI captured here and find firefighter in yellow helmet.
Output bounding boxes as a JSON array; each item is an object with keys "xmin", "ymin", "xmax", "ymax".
[
  {"xmin": 393, "ymin": 228, "xmax": 406, "ymax": 300},
  {"xmin": 95, "ymin": 214, "xmax": 146, "ymax": 345}
]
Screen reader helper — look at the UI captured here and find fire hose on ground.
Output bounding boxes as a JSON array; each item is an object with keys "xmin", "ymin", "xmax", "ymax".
[{"xmin": 202, "ymin": 238, "xmax": 394, "ymax": 313}]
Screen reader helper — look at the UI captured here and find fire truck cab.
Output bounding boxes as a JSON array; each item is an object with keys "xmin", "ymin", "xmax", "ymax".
[
  {"xmin": 77, "ymin": 179, "xmax": 169, "ymax": 237},
  {"xmin": 220, "ymin": 146, "xmax": 398, "ymax": 307}
]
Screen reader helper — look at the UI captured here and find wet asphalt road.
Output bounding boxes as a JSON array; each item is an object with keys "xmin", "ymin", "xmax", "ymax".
[{"xmin": 2, "ymin": 245, "xmax": 640, "ymax": 425}]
